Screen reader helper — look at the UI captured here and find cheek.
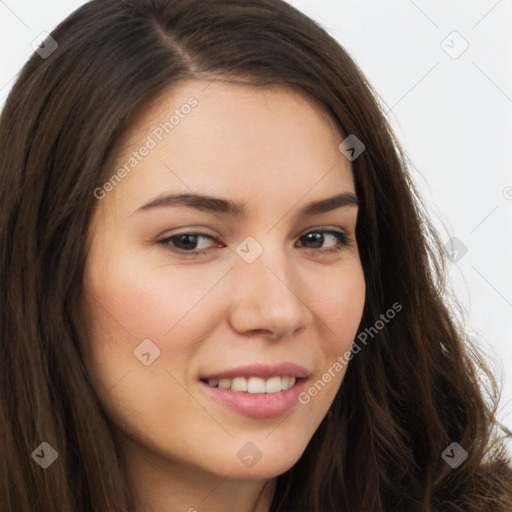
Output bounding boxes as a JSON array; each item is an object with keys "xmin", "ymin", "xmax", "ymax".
[
  {"xmin": 81, "ymin": 248, "xmax": 235, "ymax": 399},
  {"xmin": 84, "ymin": 245, "xmax": 365, "ymax": 384},
  {"xmin": 85, "ymin": 245, "xmax": 231, "ymax": 343},
  {"xmin": 80, "ymin": 243, "xmax": 366, "ymax": 476},
  {"xmin": 332, "ymin": 275, "xmax": 365, "ymax": 333},
  {"xmin": 306, "ymin": 263, "xmax": 366, "ymax": 349},
  {"xmin": 80, "ymin": 254, "xmax": 222, "ymax": 436},
  {"xmin": 290, "ymin": 263, "xmax": 365, "ymax": 407}
]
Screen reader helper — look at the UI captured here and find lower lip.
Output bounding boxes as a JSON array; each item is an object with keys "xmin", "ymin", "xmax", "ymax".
[{"xmin": 198, "ymin": 379, "xmax": 307, "ymax": 418}]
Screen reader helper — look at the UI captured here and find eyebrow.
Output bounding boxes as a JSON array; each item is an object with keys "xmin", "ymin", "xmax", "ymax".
[{"xmin": 135, "ymin": 191, "xmax": 359, "ymax": 217}]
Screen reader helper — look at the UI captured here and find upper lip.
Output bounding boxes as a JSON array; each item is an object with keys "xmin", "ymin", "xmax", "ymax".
[{"xmin": 200, "ymin": 363, "xmax": 310, "ymax": 381}]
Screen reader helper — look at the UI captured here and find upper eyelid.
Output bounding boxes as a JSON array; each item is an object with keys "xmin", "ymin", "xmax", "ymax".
[
  {"xmin": 160, "ymin": 226, "xmax": 349, "ymax": 241},
  {"xmin": 158, "ymin": 228, "xmax": 350, "ymax": 250}
]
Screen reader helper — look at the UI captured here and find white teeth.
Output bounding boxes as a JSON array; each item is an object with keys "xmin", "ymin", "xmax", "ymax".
[
  {"xmin": 231, "ymin": 377, "xmax": 248, "ymax": 392},
  {"xmin": 218, "ymin": 379, "xmax": 231, "ymax": 389},
  {"xmin": 206, "ymin": 376, "xmax": 297, "ymax": 393},
  {"xmin": 265, "ymin": 376, "xmax": 282, "ymax": 393},
  {"xmin": 248, "ymin": 377, "xmax": 266, "ymax": 393}
]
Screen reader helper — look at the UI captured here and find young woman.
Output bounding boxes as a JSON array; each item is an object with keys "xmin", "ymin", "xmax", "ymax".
[{"xmin": 1, "ymin": 0, "xmax": 510, "ymax": 510}]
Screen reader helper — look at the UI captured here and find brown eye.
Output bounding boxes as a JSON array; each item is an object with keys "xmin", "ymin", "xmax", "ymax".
[
  {"xmin": 157, "ymin": 228, "xmax": 350, "ymax": 258},
  {"xmin": 158, "ymin": 232, "xmax": 219, "ymax": 255},
  {"xmin": 297, "ymin": 230, "xmax": 349, "ymax": 253}
]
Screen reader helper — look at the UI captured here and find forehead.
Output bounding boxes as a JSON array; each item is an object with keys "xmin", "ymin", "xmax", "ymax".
[
  {"xmin": 95, "ymin": 79, "xmax": 354, "ymax": 221},
  {"xmin": 115, "ymin": 78, "xmax": 343, "ymax": 162}
]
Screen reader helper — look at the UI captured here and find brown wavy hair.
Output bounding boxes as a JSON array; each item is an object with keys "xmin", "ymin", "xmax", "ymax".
[{"xmin": 1, "ymin": 0, "xmax": 511, "ymax": 510}]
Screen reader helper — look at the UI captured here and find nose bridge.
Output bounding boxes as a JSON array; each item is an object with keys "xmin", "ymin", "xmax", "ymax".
[{"xmin": 227, "ymin": 233, "xmax": 309, "ymax": 337}]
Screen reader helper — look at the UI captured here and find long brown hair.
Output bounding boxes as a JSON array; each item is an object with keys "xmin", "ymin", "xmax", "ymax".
[{"xmin": 1, "ymin": 0, "xmax": 510, "ymax": 510}]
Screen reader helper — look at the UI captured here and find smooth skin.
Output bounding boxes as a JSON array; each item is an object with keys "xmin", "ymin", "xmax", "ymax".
[{"xmin": 80, "ymin": 79, "xmax": 366, "ymax": 512}]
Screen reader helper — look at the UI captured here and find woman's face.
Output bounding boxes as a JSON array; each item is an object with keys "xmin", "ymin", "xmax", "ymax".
[{"xmin": 81, "ymin": 80, "xmax": 365, "ymax": 481}]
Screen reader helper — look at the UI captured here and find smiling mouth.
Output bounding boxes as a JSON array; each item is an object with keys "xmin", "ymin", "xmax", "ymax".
[
  {"xmin": 201, "ymin": 376, "xmax": 299, "ymax": 393},
  {"xmin": 198, "ymin": 372, "xmax": 308, "ymax": 418}
]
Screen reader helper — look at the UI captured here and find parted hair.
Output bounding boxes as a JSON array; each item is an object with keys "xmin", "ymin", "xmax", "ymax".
[{"xmin": 0, "ymin": 0, "xmax": 511, "ymax": 510}]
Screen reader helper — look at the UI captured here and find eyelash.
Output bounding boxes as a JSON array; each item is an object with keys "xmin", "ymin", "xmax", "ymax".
[{"xmin": 156, "ymin": 229, "xmax": 352, "ymax": 257}]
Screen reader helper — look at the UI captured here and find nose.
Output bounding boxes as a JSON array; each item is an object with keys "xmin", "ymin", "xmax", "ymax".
[{"xmin": 226, "ymin": 242, "xmax": 311, "ymax": 340}]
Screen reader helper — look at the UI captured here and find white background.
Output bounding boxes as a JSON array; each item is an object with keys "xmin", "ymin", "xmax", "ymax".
[{"xmin": 1, "ymin": 1, "xmax": 511, "ymax": 434}]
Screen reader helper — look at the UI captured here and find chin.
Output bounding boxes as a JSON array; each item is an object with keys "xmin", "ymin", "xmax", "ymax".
[{"xmin": 208, "ymin": 441, "xmax": 307, "ymax": 481}]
